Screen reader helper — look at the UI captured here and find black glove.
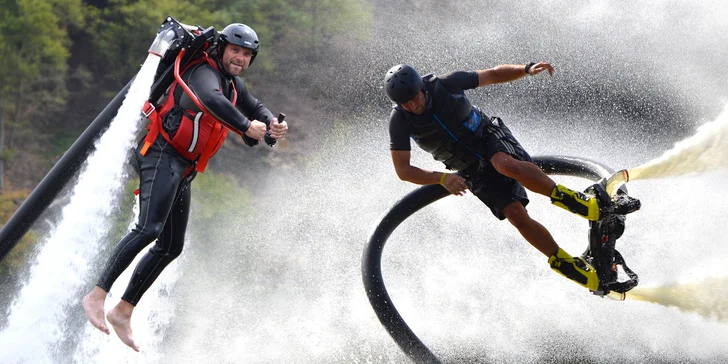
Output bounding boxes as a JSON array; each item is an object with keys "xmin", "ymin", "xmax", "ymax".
[
  {"xmin": 264, "ymin": 113, "xmax": 286, "ymax": 147},
  {"xmin": 242, "ymin": 134, "xmax": 259, "ymax": 147}
]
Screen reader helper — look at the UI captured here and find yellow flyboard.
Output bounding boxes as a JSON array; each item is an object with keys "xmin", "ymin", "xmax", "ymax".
[{"xmin": 579, "ymin": 172, "xmax": 641, "ymax": 300}]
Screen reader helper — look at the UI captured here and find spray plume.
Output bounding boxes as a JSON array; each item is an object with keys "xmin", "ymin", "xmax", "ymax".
[
  {"xmin": 630, "ymin": 104, "xmax": 728, "ymax": 180},
  {"xmin": 628, "ymin": 277, "xmax": 728, "ymax": 322}
]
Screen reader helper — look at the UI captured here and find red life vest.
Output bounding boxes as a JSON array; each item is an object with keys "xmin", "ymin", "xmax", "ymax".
[{"xmin": 140, "ymin": 53, "xmax": 238, "ymax": 173}]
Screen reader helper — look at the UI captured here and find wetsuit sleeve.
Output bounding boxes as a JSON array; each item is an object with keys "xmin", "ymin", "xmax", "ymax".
[
  {"xmin": 186, "ymin": 64, "xmax": 251, "ymax": 135},
  {"xmin": 438, "ymin": 71, "xmax": 479, "ymax": 93},
  {"xmin": 389, "ymin": 109, "xmax": 411, "ymax": 151},
  {"xmin": 233, "ymin": 77, "xmax": 274, "ymax": 126}
]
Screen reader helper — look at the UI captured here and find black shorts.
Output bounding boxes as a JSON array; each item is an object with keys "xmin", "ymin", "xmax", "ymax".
[{"xmin": 460, "ymin": 117, "xmax": 533, "ymax": 220}]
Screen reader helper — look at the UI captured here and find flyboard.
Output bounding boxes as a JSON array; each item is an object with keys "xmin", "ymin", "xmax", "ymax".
[
  {"xmin": 361, "ymin": 156, "xmax": 641, "ymax": 363},
  {"xmin": 0, "ymin": 16, "xmax": 282, "ymax": 262}
]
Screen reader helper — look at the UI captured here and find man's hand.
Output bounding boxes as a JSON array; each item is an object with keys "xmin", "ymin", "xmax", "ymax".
[
  {"xmin": 441, "ymin": 173, "xmax": 469, "ymax": 196},
  {"xmin": 528, "ymin": 61, "xmax": 555, "ymax": 76},
  {"xmin": 245, "ymin": 120, "xmax": 267, "ymax": 140},
  {"xmin": 268, "ymin": 117, "xmax": 289, "ymax": 139},
  {"xmin": 478, "ymin": 62, "xmax": 555, "ymax": 86}
]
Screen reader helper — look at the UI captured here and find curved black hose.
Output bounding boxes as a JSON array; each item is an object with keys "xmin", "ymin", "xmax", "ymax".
[
  {"xmin": 361, "ymin": 155, "xmax": 613, "ymax": 363},
  {"xmin": 0, "ymin": 80, "xmax": 133, "ymax": 261}
]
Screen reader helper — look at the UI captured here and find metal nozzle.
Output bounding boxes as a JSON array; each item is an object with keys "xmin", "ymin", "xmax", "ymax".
[
  {"xmin": 176, "ymin": 21, "xmax": 199, "ymax": 33},
  {"xmin": 605, "ymin": 291, "xmax": 626, "ymax": 301},
  {"xmin": 605, "ymin": 169, "xmax": 630, "ymax": 198},
  {"xmin": 148, "ymin": 28, "xmax": 177, "ymax": 58}
]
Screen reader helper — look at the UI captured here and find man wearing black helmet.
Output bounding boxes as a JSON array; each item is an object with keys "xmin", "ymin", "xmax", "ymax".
[
  {"xmin": 384, "ymin": 63, "xmax": 603, "ymax": 292},
  {"xmin": 82, "ymin": 23, "xmax": 288, "ymax": 352}
]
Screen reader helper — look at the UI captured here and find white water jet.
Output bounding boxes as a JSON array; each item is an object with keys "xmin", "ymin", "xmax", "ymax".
[
  {"xmin": 0, "ymin": 54, "xmax": 161, "ymax": 364},
  {"xmin": 630, "ymin": 103, "xmax": 728, "ymax": 180}
]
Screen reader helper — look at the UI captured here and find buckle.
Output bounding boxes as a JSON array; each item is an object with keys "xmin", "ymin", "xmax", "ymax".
[{"xmin": 142, "ymin": 103, "xmax": 156, "ymax": 117}]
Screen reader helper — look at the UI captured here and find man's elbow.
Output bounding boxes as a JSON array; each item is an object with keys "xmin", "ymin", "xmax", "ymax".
[{"xmin": 393, "ymin": 166, "xmax": 412, "ymax": 182}]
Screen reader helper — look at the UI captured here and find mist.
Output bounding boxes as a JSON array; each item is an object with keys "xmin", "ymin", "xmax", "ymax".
[{"xmin": 2, "ymin": 1, "xmax": 728, "ymax": 363}]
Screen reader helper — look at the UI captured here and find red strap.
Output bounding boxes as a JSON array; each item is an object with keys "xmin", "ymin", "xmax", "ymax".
[
  {"xmin": 195, "ymin": 124, "xmax": 226, "ymax": 172},
  {"xmin": 141, "ymin": 51, "xmax": 240, "ymax": 171},
  {"xmin": 193, "ymin": 81, "xmax": 235, "ymax": 172},
  {"xmin": 142, "ymin": 102, "xmax": 155, "ymax": 117}
]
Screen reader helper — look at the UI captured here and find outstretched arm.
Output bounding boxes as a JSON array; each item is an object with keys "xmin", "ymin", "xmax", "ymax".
[
  {"xmin": 476, "ymin": 61, "xmax": 554, "ymax": 87},
  {"xmin": 234, "ymin": 77, "xmax": 274, "ymax": 125},
  {"xmin": 233, "ymin": 77, "xmax": 276, "ymax": 143}
]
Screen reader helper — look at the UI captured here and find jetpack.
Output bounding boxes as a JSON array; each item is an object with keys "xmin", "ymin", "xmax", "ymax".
[
  {"xmin": 147, "ymin": 17, "xmax": 217, "ymax": 109},
  {"xmin": 582, "ymin": 169, "xmax": 641, "ymax": 300},
  {"xmin": 0, "ymin": 17, "xmax": 219, "ymax": 262}
]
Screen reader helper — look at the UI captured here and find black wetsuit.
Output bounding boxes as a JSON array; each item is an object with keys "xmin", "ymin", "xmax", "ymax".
[
  {"xmin": 97, "ymin": 53, "xmax": 273, "ymax": 305},
  {"xmin": 388, "ymin": 71, "xmax": 533, "ymax": 220}
]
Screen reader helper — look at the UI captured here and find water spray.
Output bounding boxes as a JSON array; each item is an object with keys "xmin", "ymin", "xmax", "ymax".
[
  {"xmin": 604, "ymin": 104, "xmax": 728, "ymax": 196},
  {"xmin": 629, "ymin": 278, "xmax": 728, "ymax": 322},
  {"xmin": 598, "ymin": 105, "xmax": 728, "ymax": 308}
]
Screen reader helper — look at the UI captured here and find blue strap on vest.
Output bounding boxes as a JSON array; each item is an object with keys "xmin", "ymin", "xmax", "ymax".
[{"xmin": 432, "ymin": 110, "xmax": 484, "ymax": 159}]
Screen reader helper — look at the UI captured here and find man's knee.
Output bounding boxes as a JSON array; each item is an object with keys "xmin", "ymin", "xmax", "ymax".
[
  {"xmin": 502, "ymin": 202, "xmax": 532, "ymax": 228},
  {"xmin": 149, "ymin": 241, "xmax": 184, "ymax": 261},
  {"xmin": 166, "ymin": 243, "xmax": 184, "ymax": 259},
  {"xmin": 490, "ymin": 152, "xmax": 520, "ymax": 177},
  {"xmin": 133, "ymin": 222, "xmax": 164, "ymax": 242}
]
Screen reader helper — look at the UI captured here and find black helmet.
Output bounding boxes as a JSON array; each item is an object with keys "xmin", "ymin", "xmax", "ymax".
[
  {"xmin": 220, "ymin": 23, "xmax": 259, "ymax": 65},
  {"xmin": 384, "ymin": 64, "xmax": 424, "ymax": 104}
]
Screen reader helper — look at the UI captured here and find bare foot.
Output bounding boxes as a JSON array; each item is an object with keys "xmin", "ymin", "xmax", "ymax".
[
  {"xmin": 82, "ymin": 287, "xmax": 110, "ymax": 335},
  {"xmin": 107, "ymin": 301, "xmax": 140, "ymax": 352}
]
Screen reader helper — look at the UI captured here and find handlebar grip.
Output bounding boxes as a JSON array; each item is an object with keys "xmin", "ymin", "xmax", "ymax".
[{"xmin": 264, "ymin": 112, "xmax": 286, "ymax": 147}]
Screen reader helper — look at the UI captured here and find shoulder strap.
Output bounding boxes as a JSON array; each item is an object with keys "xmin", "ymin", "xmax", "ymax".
[{"xmin": 422, "ymin": 73, "xmax": 438, "ymax": 83}]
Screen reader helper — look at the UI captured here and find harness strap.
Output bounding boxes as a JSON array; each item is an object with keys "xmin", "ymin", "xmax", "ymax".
[
  {"xmin": 139, "ymin": 49, "xmax": 239, "ymax": 176},
  {"xmin": 193, "ymin": 70, "xmax": 237, "ymax": 173}
]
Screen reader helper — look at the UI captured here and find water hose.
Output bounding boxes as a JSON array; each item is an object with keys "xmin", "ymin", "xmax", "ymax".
[{"xmin": 361, "ymin": 155, "xmax": 613, "ymax": 363}]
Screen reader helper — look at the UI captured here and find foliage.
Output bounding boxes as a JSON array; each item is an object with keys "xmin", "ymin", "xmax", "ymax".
[
  {"xmin": 0, "ymin": 0, "xmax": 88, "ymax": 189},
  {"xmin": 0, "ymin": 186, "xmax": 29, "ymax": 223},
  {"xmin": 0, "ymin": 186, "xmax": 38, "ymax": 314},
  {"xmin": 0, "ymin": 229, "xmax": 38, "ymax": 272},
  {"xmin": 89, "ymin": 0, "xmax": 218, "ymax": 86},
  {"xmin": 0, "ymin": 0, "xmax": 373, "ymax": 190},
  {"xmin": 0, "ymin": 0, "xmax": 71, "ymax": 91},
  {"xmin": 88, "ymin": 0, "xmax": 372, "ymax": 81},
  {"xmin": 190, "ymin": 171, "xmax": 251, "ymax": 221},
  {"xmin": 0, "ymin": 0, "xmax": 90, "ymax": 114}
]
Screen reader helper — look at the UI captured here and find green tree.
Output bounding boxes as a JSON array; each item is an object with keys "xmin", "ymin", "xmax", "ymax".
[
  {"xmin": 89, "ymin": 0, "xmax": 218, "ymax": 87},
  {"xmin": 88, "ymin": 0, "xmax": 373, "ymax": 84},
  {"xmin": 0, "ymin": 0, "xmax": 87, "ymax": 192},
  {"xmin": 220, "ymin": 0, "xmax": 372, "ymax": 72}
]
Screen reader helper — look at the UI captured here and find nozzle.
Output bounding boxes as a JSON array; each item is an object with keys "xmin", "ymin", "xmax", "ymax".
[
  {"xmin": 148, "ymin": 28, "xmax": 177, "ymax": 58},
  {"xmin": 605, "ymin": 290, "xmax": 626, "ymax": 301},
  {"xmin": 605, "ymin": 169, "xmax": 629, "ymax": 198},
  {"xmin": 148, "ymin": 17, "xmax": 197, "ymax": 58}
]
